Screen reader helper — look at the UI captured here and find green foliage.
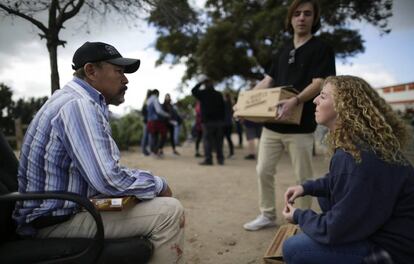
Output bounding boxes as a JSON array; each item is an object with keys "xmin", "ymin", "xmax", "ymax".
[
  {"xmin": 13, "ymin": 97, "xmax": 48, "ymax": 125},
  {"xmin": 149, "ymin": 0, "xmax": 393, "ymax": 87},
  {"xmin": 110, "ymin": 111, "xmax": 143, "ymax": 150},
  {"xmin": 0, "ymin": 83, "xmax": 48, "ymax": 136},
  {"xmin": 0, "ymin": 83, "xmax": 15, "ymax": 135},
  {"xmin": 148, "ymin": 0, "xmax": 198, "ymax": 30}
]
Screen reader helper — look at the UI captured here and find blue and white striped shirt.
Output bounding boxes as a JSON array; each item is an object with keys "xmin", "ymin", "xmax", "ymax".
[{"xmin": 13, "ymin": 78, "xmax": 166, "ymax": 226}]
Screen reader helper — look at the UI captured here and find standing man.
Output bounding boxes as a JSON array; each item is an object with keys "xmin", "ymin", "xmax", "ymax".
[
  {"xmin": 243, "ymin": 0, "xmax": 336, "ymax": 231},
  {"xmin": 13, "ymin": 42, "xmax": 185, "ymax": 263},
  {"xmin": 192, "ymin": 79, "xmax": 225, "ymax": 165}
]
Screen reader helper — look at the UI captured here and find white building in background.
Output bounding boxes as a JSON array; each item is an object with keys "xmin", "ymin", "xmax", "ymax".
[{"xmin": 376, "ymin": 82, "xmax": 414, "ymax": 112}]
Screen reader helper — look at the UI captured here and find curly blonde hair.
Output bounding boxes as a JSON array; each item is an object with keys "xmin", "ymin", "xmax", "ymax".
[{"xmin": 324, "ymin": 75, "xmax": 411, "ymax": 164}]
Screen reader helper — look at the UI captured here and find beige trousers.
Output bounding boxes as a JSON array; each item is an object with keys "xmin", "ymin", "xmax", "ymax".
[
  {"xmin": 256, "ymin": 127, "xmax": 314, "ymax": 219},
  {"xmin": 37, "ymin": 197, "xmax": 185, "ymax": 264}
]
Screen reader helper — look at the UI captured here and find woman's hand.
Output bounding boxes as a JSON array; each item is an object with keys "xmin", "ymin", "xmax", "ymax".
[
  {"xmin": 282, "ymin": 203, "xmax": 297, "ymax": 224},
  {"xmin": 284, "ymin": 185, "xmax": 304, "ymax": 205}
]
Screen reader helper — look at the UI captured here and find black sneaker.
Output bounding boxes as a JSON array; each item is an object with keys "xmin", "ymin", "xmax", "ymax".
[
  {"xmin": 244, "ymin": 154, "xmax": 256, "ymax": 160},
  {"xmin": 195, "ymin": 153, "xmax": 203, "ymax": 158},
  {"xmin": 199, "ymin": 160, "xmax": 213, "ymax": 165}
]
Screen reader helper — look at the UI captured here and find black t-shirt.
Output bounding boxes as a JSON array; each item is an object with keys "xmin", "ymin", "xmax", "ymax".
[
  {"xmin": 265, "ymin": 37, "xmax": 336, "ymax": 134},
  {"xmin": 192, "ymin": 84, "xmax": 225, "ymax": 123}
]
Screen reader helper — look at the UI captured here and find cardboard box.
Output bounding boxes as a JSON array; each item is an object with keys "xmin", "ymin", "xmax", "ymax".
[
  {"xmin": 234, "ymin": 86, "xmax": 303, "ymax": 125},
  {"xmin": 89, "ymin": 196, "xmax": 137, "ymax": 211},
  {"xmin": 263, "ymin": 224, "xmax": 300, "ymax": 264}
]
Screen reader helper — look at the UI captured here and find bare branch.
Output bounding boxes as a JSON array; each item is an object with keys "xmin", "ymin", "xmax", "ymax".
[
  {"xmin": 57, "ymin": 0, "xmax": 85, "ymax": 29},
  {"xmin": 0, "ymin": 3, "xmax": 48, "ymax": 34}
]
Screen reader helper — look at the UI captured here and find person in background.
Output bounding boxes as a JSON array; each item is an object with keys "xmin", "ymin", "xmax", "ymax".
[
  {"xmin": 147, "ymin": 89, "xmax": 170, "ymax": 157},
  {"xmin": 193, "ymin": 100, "xmax": 203, "ymax": 157},
  {"xmin": 243, "ymin": 120, "xmax": 262, "ymax": 160},
  {"xmin": 192, "ymin": 79, "xmax": 225, "ymax": 165},
  {"xmin": 162, "ymin": 93, "xmax": 180, "ymax": 155},
  {"xmin": 12, "ymin": 41, "xmax": 185, "ymax": 263},
  {"xmin": 173, "ymin": 101, "xmax": 183, "ymax": 147},
  {"xmin": 234, "ymin": 95, "xmax": 244, "ymax": 148},
  {"xmin": 140, "ymin": 89, "xmax": 152, "ymax": 156},
  {"xmin": 223, "ymin": 92, "xmax": 235, "ymax": 158},
  {"xmin": 243, "ymin": 0, "xmax": 336, "ymax": 231},
  {"xmin": 282, "ymin": 75, "xmax": 414, "ymax": 264}
]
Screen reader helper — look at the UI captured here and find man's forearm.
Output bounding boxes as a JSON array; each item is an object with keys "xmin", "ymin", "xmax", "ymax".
[
  {"xmin": 253, "ymin": 75, "xmax": 273, "ymax": 90},
  {"xmin": 296, "ymin": 78, "xmax": 323, "ymax": 103},
  {"xmin": 191, "ymin": 82, "xmax": 203, "ymax": 97}
]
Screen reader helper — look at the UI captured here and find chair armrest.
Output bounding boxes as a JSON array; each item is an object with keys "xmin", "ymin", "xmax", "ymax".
[{"xmin": 0, "ymin": 191, "xmax": 104, "ymax": 263}]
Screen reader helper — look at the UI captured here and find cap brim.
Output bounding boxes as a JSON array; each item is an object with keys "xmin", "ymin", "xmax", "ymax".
[{"xmin": 106, "ymin": 57, "xmax": 140, "ymax": 73}]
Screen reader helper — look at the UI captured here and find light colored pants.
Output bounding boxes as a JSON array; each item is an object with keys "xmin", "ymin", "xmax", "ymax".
[
  {"xmin": 37, "ymin": 197, "xmax": 185, "ymax": 264},
  {"xmin": 256, "ymin": 127, "xmax": 314, "ymax": 219}
]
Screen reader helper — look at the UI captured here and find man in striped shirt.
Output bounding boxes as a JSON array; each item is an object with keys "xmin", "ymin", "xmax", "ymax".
[{"xmin": 13, "ymin": 42, "xmax": 185, "ymax": 264}]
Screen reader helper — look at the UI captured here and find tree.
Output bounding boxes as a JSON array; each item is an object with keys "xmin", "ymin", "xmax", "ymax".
[
  {"xmin": 13, "ymin": 97, "xmax": 48, "ymax": 126},
  {"xmin": 0, "ymin": 83, "xmax": 48, "ymax": 137},
  {"xmin": 0, "ymin": 83, "xmax": 15, "ymax": 136},
  {"xmin": 0, "ymin": 0, "xmax": 195, "ymax": 93},
  {"xmin": 149, "ymin": 0, "xmax": 393, "ymax": 89}
]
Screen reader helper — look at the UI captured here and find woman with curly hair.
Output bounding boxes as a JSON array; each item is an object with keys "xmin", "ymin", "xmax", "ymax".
[{"xmin": 282, "ymin": 75, "xmax": 414, "ymax": 264}]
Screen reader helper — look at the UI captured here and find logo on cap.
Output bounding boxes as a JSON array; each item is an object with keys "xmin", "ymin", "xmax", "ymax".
[{"xmin": 105, "ymin": 45, "xmax": 119, "ymax": 56}]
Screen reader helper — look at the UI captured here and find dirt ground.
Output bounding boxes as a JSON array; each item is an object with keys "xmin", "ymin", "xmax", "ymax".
[{"xmin": 120, "ymin": 139, "xmax": 330, "ymax": 264}]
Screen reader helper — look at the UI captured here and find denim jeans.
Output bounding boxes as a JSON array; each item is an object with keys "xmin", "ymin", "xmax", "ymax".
[
  {"xmin": 283, "ymin": 233, "xmax": 371, "ymax": 264},
  {"xmin": 140, "ymin": 125, "xmax": 150, "ymax": 153}
]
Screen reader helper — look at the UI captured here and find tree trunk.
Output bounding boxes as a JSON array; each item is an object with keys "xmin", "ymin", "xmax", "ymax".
[
  {"xmin": 47, "ymin": 41, "xmax": 60, "ymax": 94},
  {"xmin": 47, "ymin": 0, "xmax": 60, "ymax": 94}
]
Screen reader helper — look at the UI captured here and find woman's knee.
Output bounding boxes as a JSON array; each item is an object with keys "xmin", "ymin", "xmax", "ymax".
[
  {"xmin": 283, "ymin": 235, "xmax": 297, "ymax": 262},
  {"xmin": 282, "ymin": 234, "xmax": 311, "ymax": 263}
]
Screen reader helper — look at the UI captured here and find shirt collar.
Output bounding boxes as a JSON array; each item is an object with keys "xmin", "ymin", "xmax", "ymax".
[
  {"xmin": 73, "ymin": 77, "xmax": 109, "ymax": 119},
  {"xmin": 73, "ymin": 77, "xmax": 106, "ymax": 107}
]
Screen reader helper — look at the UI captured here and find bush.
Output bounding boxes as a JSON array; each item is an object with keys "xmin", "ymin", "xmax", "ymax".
[{"xmin": 110, "ymin": 111, "xmax": 143, "ymax": 150}]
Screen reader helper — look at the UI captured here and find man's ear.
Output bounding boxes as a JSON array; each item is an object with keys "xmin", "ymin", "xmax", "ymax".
[{"xmin": 84, "ymin": 63, "xmax": 97, "ymax": 80}]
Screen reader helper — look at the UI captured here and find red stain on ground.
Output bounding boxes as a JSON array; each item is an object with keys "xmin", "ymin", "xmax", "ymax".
[{"xmin": 170, "ymin": 243, "xmax": 183, "ymax": 263}]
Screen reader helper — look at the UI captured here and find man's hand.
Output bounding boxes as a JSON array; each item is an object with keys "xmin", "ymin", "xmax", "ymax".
[
  {"xmin": 282, "ymin": 203, "xmax": 297, "ymax": 224},
  {"xmin": 276, "ymin": 97, "xmax": 298, "ymax": 120},
  {"xmin": 159, "ymin": 184, "xmax": 173, "ymax": 197},
  {"xmin": 232, "ymin": 103, "xmax": 238, "ymax": 113},
  {"xmin": 284, "ymin": 185, "xmax": 304, "ymax": 205}
]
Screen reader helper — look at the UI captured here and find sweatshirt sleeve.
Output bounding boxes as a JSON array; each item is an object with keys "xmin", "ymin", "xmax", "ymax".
[
  {"xmin": 293, "ymin": 151, "xmax": 390, "ymax": 245},
  {"xmin": 302, "ymin": 173, "xmax": 330, "ymax": 197}
]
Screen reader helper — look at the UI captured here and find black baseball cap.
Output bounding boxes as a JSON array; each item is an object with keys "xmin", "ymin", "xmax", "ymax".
[{"xmin": 72, "ymin": 41, "xmax": 140, "ymax": 73}]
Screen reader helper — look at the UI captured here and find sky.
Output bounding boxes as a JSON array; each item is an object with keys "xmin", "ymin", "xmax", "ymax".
[{"xmin": 0, "ymin": 0, "xmax": 413, "ymax": 115}]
